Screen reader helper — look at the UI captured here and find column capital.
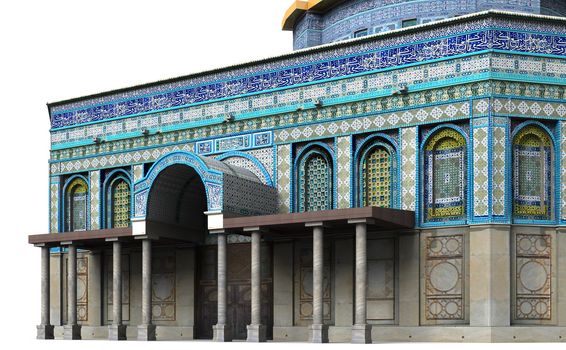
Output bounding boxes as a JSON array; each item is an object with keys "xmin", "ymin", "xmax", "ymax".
[
  {"xmin": 305, "ymin": 221, "xmax": 328, "ymax": 228},
  {"xmin": 347, "ymin": 218, "xmax": 375, "ymax": 225},
  {"xmin": 243, "ymin": 226, "xmax": 269, "ymax": 234}
]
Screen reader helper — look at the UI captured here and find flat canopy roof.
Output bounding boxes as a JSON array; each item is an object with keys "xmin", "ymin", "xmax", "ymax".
[{"xmin": 223, "ymin": 206, "xmax": 415, "ymax": 236}]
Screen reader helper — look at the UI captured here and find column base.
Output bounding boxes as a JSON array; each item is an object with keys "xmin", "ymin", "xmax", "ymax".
[
  {"xmin": 63, "ymin": 324, "xmax": 82, "ymax": 340},
  {"xmin": 108, "ymin": 324, "xmax": 127, "ymax": 340},
  {"xmin": 213, "ymin": 324, "xmax": 232, "ymax": 342},
  {"xmin": 351, "ymin": 324, "xmax": 372, "ymax": 344},
  {"xmin": 246, "ymin": 324, "xmax": 266, "ymax": 342},
  {"xmin": 309, "ymin": 324, "xmax": 329, "ymax": 343},
  {"xmin": 36, "ymin": 324, "xmax": 54, "ymax": 339},
  {"xmin": 137, "ymin": 324, "xmax": 156, "ymax": 341}
]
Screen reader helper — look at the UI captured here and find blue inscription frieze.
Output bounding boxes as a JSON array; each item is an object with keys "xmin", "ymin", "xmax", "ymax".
[{"xmin": 51, "ymin": 28, "xmax": 566, "ymax": 129}]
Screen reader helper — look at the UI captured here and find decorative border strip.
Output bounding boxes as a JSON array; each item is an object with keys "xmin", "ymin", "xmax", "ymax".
[
  {"xmin": 195, "ymin": 131, "xmax": 272, "ymax": 155},
  {"xmin": 50, "ymin": 28, "xmax": 566, "ymax": 129}
]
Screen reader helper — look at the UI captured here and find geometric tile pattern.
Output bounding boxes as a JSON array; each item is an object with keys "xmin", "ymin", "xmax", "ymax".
[
  {"xmin": 50, "ymin": 53, "xmax": 495, "ymax": 147},
  {"xmin": 492, "ymin": 98, "xmax": 566, "ymax": 119},
  {"xmin": 400, "ymin": 127, "xmax": 417, "ymax": 211},
  {"xmin": 513, "ymin": 125, "xmax": 552, "ymax": 220},
  {"xmin": 424, "ymin": 129, "xmax": 467, "ymax": 222},
  {"xmin": 89, "ymin": 170, "xmax": 100, "ymax": 230},
  {"xmin": 276, "ymin": 102, "xmax": 470, "ymax": 144},
  {"xmin": 133, "ymin": 164, "xmax": 144, "ymax": 183},
  {"xmin": 563, "ymin": 122, "xmax": 566, "ymax": 221},
  {"xmin": 65, "ymin": 178, "xmax": 88, "ymax": 232},
  {"xmin": 50, "ymin": 25, "xmax": 566, "ymax": 129},
  {"xmin": 336, "ymin": 136, "xmax": 351, "ymax": 209},
  {"xmin": 49, "ymin": 177, "xmax": 60, "ymax": 233},
  {"xmin": 423, "ymin": 233, "xmax": 465, "ymax": 322},
  {"xmin": 514, "ymin": 233, "xmax": 552, "ymax": 321},
  {"xmin": 473, "ymin": 125, "xmax": 489, "ymax": 217},
  {"xmin": 298, "ymin": 151, "xmax": 332, "ymax": 212},
  {"xmin": 492, "ymin": 124, "xmax": 507, "ymax": 217},
  {"xmin": 276, "ymin": 144, "xmax": 291, "ymax": 213},
  {"xmin": 52, "ymin": 143, "xmax": 195, "ymax": 176},
  {"xmin": 362, "ymin": 146, "xmax": 391, "ymax": 207}
]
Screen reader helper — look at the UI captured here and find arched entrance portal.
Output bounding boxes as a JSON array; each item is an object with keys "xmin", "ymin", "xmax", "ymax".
[
  {"xmin": 146, "ymin": 164, "xmax": 207, "ymax": 243},
  {"xmin": 140, "ymin": 154, "xmax": 276, "ymax": 340}
]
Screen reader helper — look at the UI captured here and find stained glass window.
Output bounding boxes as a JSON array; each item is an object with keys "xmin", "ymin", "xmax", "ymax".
[
  {"xmin": 298, "ymin": 149, "xmax": 332, "ymax": 212},
  {"xmin": 110, "ymin": 179, "xmax": 131, "ymax": 228},
  {"xmin": 423, "ymin": 128, "xmax": 466, "ymax": 222},
  {"xmin": 513, "ymin": 125, "xmax": 552, "ymax": 220},
  {"xmin": 362, "ymin": 146, "xmax": 392, "ymax": 207},
  {"xmin": 65, "ymin": 178, "xmax": 88, "ymax": 232}
]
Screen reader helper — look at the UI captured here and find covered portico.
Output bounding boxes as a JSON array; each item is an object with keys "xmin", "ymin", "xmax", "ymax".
[{"xmin": 219, "ymin": 206, "xmax": 415, "ymax": 343}]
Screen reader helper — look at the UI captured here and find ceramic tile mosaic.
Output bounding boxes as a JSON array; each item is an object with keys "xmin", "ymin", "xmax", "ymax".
[
  {"xmin": 473, "ymin": 126, "xmax": 489, "ymax": 217},
  {"xmin": 89, "ymin": 170, "xmax": 101, "ymax": 230},
  {"xmin": 49, "ymin": 177, "xmax": 60, "ymax": 233},
  {"xmin": 336, "ymin": 136, "xmax": 351, "ymax": 209},
  {"xmin": 276, "ymin": 144, "xmax": 292, "ymax": 213},
  {"xmin": 400, "ymin": 127, "xmax": 417, "ymax": 211},
  {"xmin": 492, "ymin": 124, "xmax": 508, "ymax": 217}
]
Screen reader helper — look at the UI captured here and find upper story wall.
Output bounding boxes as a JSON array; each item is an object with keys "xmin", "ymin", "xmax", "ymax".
[
  {"xmin": 46, "ymin": 12, "xmax": 566, "ymax": 232},
  {"xmin": 285, "ymin": 0, "xmax": 566, "ymax": 50}
]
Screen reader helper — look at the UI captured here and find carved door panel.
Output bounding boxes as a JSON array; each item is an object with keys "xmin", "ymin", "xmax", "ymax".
[
  {"xmin": 196, "ymin": 243, "xmax": 272, "ymax": 340},
  {"xmin": 196, "ymin": 246, "xmax": 217, "ymax": 339}
]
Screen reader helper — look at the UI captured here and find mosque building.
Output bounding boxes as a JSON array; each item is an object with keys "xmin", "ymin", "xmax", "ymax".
[{"xmin": 29, "ymin": 0, "xmax": 566, "ymax": 343}]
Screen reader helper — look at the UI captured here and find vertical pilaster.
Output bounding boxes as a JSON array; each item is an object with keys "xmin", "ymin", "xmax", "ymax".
[
  {"xmin": 469, "ymin": 225, "xmax": 510, "ymax": 326},
  {"xmin": 246, "ymin": 229, "xmax": 266, "ymax": 342},
  {"xmin": 336, "ymin": 136, "xmax": 352, "ymax": 209},
  {"xmin": 307, "ymin": 223, "xmax": 328, "ymax": 343},
  {"xmin": 49, "ymin": 177, "xmax": 59, "ymax": 233},
  {"xmin": 64, "ymin": 244, "xmax": 81, "ymax": 340},
  {"xmin": 109, "ymin": 241, "xmax": 126, "ymax": 340},
  {"xmin": 213, "ymin": 232, "xmax": 232, "ymax": 341},
  {"xmin": 350, "ymin": 220, "xmax": 372, "ymax": 343},
  {"xmin": 89, "ymin": 170, "xmax": 101, "ymax": 230},
  {"xmin": 37, "ymin": 246, "xmax": 54, "ymax": 339},
  {"xmin": 137, "ymin": 239, "xmax": 155, "ymax": 340},
  {"xmin": 400, "ymin": 127, "xmax": 417, "ymax": 212},
  {"xmin": 276, "ymin": 144, "xmax": 292, "ymax": 213}
]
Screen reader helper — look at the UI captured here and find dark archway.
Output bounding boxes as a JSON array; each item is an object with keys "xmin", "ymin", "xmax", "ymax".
[{"xmin": 146, "ymin": 164, "xmax": 208, "ymax": 244}]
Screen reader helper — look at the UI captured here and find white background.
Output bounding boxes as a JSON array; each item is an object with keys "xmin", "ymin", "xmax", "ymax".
[{"xmin": 0, "ymin": 0, "xmax": 559, "ymax": 348}]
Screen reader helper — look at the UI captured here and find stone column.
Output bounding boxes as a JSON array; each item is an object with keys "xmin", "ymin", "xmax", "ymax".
[
  {"xmin": 307, "ymin": 223, "xmax": 328, "ymax": 343},
  {"xmin": 213, "ymin": 231, "xmax": 231, "ymax": 341},
  {"xmin": 137, "ymin": 239, "xmax": 156, "ymax": 340},
  {"xmin": 64, "ymin": 244, "xmax": 81, "ymax": 340},
  {"xmin": 109, "ymin": 240, "xmax": 126, "ymax": 340},
  {"xmin": 246, "ymin": 229, "xmax": 266, "ymax": 342},
  {"xmin": 349, "ymin": 220, "xmax": 372, "ymax": 343},
  {"xmin": 37, "ymin": 245, "xmax": 54, "ymax": 339}
]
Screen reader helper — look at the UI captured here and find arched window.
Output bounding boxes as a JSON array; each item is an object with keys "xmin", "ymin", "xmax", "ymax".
[
  {"xmin": 106, "ymin": 177, "xmax": 131, "ymax": 228},
  {"xmin": 65, "ymin": 178, "xmax": 88, "ymax": 232},
  {"xmin": 423, "ymin": 128, "xmax": 467, "ymax": 222},
  {"xmin": 359, "ymin": 141, "xmax": 397, "ymax": 207},
  {"xmin": 513, "ymin": 125, "xmax": 552, "ymax": 220},
  {"xmin": 297, "ymin": 147, "xmax": 333, "ymax": 212}
]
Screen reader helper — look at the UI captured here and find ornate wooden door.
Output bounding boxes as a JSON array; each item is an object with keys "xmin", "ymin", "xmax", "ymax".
[{"xmin": 196, "ymin": 242, "xmax": 272, "ymax": 340}]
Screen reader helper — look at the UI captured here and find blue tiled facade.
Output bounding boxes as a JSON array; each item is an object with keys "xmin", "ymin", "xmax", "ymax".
[
  {"xmin": 39, "ymin": 8, "xmax": 566, "ymax": 341},
  {"xmin": 292, "ymin": 0, "xmax": 566, "ymax": 50}
]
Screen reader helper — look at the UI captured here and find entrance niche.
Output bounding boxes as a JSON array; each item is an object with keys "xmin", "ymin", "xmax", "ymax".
[{"xmin": 146, "ymin": 164, "xmax": 208, "ymax": 244}]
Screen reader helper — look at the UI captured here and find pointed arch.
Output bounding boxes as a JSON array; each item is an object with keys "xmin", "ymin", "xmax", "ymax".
[
  {"xmin": 355, "ymin": 133, "xmax": 399, "ymax": 208},
  {"xmin": 512, "ymin": 123, "xmax": 553, "ymax": 221},
  {"xmin": 103, "ymin": 169, "xmax": 132, "ymax": 229},
  {"xmin": 63, "ymin": 175, "xmax": 89, "ymax": 232},
  {"xmin": 422, "ymin": 126, "xmax": 467, "ymax": 223},
  {"xmin": 295, "ymin": 143, "xmax": 334, "ymax": 212}
]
